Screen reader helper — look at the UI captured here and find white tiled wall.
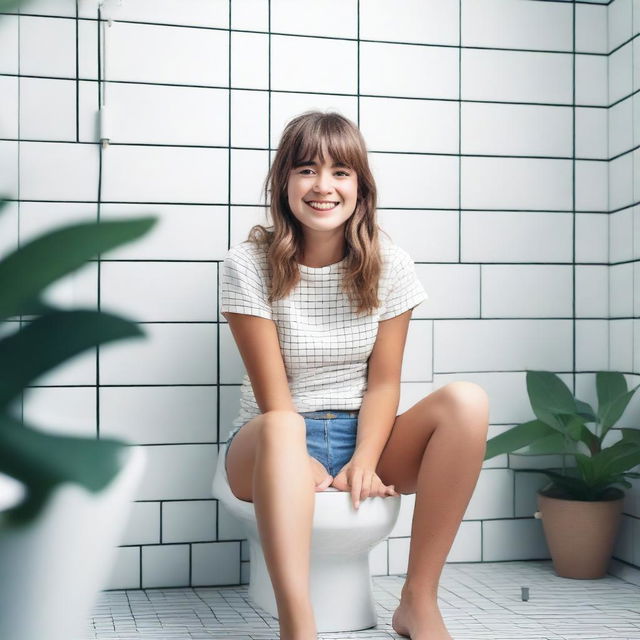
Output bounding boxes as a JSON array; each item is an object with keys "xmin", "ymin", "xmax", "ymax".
[
  {"xmin": 1, "ymin": 0, "xmax": 637, "ymax": 589},
  {"xmin": 608, "ymin": 0, "xmax": 640, "ymax": 577}
]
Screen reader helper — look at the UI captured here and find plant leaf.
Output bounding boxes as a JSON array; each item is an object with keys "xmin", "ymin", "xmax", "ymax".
[
  {"xmin": 620, "ymin": 428, "xmax": 640, "ymax": 445},
  {"xmin": 0, "ymin": 217, "xmax": 156, "ymax": 320},
  {"xmin": 526, "ymin": 370, "xmax": 577, "ymax": 431},
  {"xmin": 510, "ymin": 431, "xmax": 579, "ymax": 456},
  {"xmin": 575, "ymin": 398, "xmax": 597, "ymax": 423},
  {"xmin": 484, "ymin": 419, "xmax": 557, "ymax": 460},
  {"xmin": 0, "ymin": 413, "xmax": 130, "ymax": 526},
  {"xmin": 0, "ymin": 310, "xmax": 144, "ymax": 410},
  {"xmin": 600, "ymin": 386, "xmax": 640, "ymax": 437},
  {"xmin": 596, "ymin": 371, "xmax": 627, "ymax": 416}
]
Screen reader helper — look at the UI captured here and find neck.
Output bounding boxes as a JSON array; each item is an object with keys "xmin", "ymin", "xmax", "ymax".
[{"xmin": 297, "ymin": 230, "xmax": 346, "ymax": 268}]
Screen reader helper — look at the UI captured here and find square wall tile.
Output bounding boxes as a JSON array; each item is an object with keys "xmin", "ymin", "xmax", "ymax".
[
  {"xmin": 360, "ymin": 0, "xmax": 459, "ymax": 46},
  {"xmin": 360, "ymin": 42, "xmax": 458, "ymax": 100},
  {"xmin": 402, "ymin": 320, "xmax": 432, "ymax": 381},
  {"xmin": 576, "ymin": 54, "xmax": 608, "ymax": 106},
  {"xmin": 446, "ymin": 521, "xmax": 481, "ymax": 562},
  {"xmin": 101, "ymin": 146, "xmax": 228, "ymax": 204},
  {"xmin": 610, "ymin": 264, "xmax": 634, "ymax": 317},
  {"xmin": 461, "ymin": 211, "xmax": 573, "ymax": 264},
  {"xmin": 0, "ymin": 200, "xmax": 18, "ymax": 260},
  {"xmin": 0, "ymin": 141, "xmax": 17, "ymax": 198},
  {"xmin": 609, "ymin": 0, "xmax": 633, "ymax": 51},
  {"xmin": 464, "ymin": 469, "xmax": 514, "ymax": 520},
  {"xmin": 0, "ymin": 14, "xmax": 18, "ymax": 74},
  {"xmin": 611, "ymin": 320, "xmax": 634, "ymax": 372},
  {"xmin": 576, "ymin": 320, "xmax": 610, "ymax": 372},
  {"xmin": 609, "ymin": 42, "xmax": 634, "ymax": 105},
  {"xmin": 576, "ymin": 160, "xmax": 608, "ymax": 212},
  {"xmin": 20, "ymin": 142, "xmax": 99, "ymax": 201},
  {"xmin": 219, "ymin": 385, "xmax": 242, "ymax": 441},
  {"xmin": 462, "ymin": 49, "xmax": 572, "ymax": 104},
  {"xmin": 119, "ymin": 502, "xmax": 160, "ymax": 546},
  {"xmin": 135, "ymin": 444, "xmax": 217, "ymax": 501},
  {"xmin": 231, "ymin": 32, "xmax": 269, "ymax": 90},
  {"xmin": 434, "ymin": 319, "xmax": 573, "ymax": 373},
  {"xmin": 482, "ymin": 265, "xmax": 573, "ymax": 318},
  {"xmin": 106, "ymin": 22, "xmax": 228, "ymax": 85},
  {"xmin": 482, "ymin": 518, "xmax": 549, "ymax": 561},
  {"xmin": 361, "ymin": 97, "xmax": 458, "ymax": 155},
  {"xmin": 461, "ymin": 103, "xmax": 572, "ymax": 158},
  {"xmin": 163, "ymin": 500, "xmax": 217, "ymax": 543},
  {"xmin": 575, "ymin": 265, "xmax": 609, "ymax": 317},
  {"xmin": 576, "ymin": 213, "xmax": 608, "ymax": 263},
  {"xmin": 576, "ymin": 3, "xmax": 607, "ymax": 54},
  {"xmin": 77, "ymin": 18, "xmax": 97, "ymax": 79},
  {"xmin": 229, "ymin": 205, "xmax": 270, "ymax": 248},
  {"xmin": 378, "ymin": 210, "xmax": 459, "ymax": 263},
  {"xmin": 231, "ymin": 149, "xmax": 270, "ymax": 204},
  {"xmin": 100, "ymin": 386, "xmax": 217, "ymax": 445},
  {"xmin": 142, "ymin": 544, "xmax": 189, "ymax": 588},
  {"xmin": 231, "ymin": 0, "xmax": 268, "ymax": 31},
  {"xmin": 271, "ymin": 0, "xmax": 357, "ymax": 39},
  {"xmin": 271, "ymin": 35, "xmax": 357, "ymax": 94},
  {"xmin": 105, "ymin": 546, "xmax": 140, "ymax": 590},
  {"xmin": 32, "ymin": 347, "xmax": 96, "ymax": 386},
  {"xmin": 231, "ymin": 90, "xmax": 269, "ymax": 149},
  {"xmin": 101, "ymin": 204, "xmax": 227, "ymax": 261},
  {"xmin": 576, "ymin": 107, "xmax": 608, "ymax": 159},
  {"xmin": 390, "ymin": 494, "xmax": 415, "ymax": 538},
  {"xmin": 609, "ymin": 209, "xmax": 634, "ymax": 263},
  {"xmin": 461, "ymin": 0, "xmax": 572, "ymax": 51},
  {"xmin": 82, "ymin": 83, "xmax": 229, "ymax": 146},
  {"xmin": 609, "ymin": 96, "xmax": 634, "ymax": 159},
  {"xmin": 609, "ymin": 153, "xmax": 634, "ymax": 211},
  {"xmin": 192, "ymin": 541, "xmax": 241, "ymax": 586},
  {"xmin": 22, "ymin": 386, "xmax": 96, "ymax": 437},
  {"xmin": 417, "ymin": 264, "xmax": 479, "ymax": 319},
  {"xmin": 219, "ymin": 323, "xmax": 245, "ymax": 384},
  {"xmin": 101, "ymin": 262, "xmax": 218, "ymax": 322},
  {"xmin": 515, "ymin": 472, "xmax": 552, "ymax": 518},
  {"xmin": 0, "ymin": 76, "xmax": 18, "ymax": 139},
  {"xmin": 100, "ymin": 324, "xmax": 217, "ymax": 385},
  {"xmin": 19, "ymin": 15, "xmax": 75, "ymax": 77},
  {"xmin": 372, "ymin": 153, "xmax": 458, "ymax": 209},
  {"xmin": 461, "ymin": 158, "xmax": 572, "ymax": 211},
  {"xmin": 19, "ymin": 77, "xmax": 76, "ymax": 141}
]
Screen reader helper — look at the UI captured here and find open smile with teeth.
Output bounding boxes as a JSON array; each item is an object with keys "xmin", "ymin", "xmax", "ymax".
[{"xmin": 306, "ymin": 201, "xmax": 340, "ymax": 211}]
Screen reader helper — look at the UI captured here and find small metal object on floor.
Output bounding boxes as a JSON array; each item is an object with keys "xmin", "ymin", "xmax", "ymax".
[{"xmin": 83, "ymin": 561, "xmax": 640, "ymax": 639}]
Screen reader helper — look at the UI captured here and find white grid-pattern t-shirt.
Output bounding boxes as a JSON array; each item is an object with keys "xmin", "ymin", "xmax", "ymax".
[{"xmin": 221, "ymin": 235, "xmax": 428, "ymax": 435}]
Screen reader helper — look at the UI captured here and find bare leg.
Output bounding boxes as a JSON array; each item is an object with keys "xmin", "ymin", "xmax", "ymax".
[
  {"xmin": 375, "ymin": 382, "xmax": 490, "ymax": 639},
  {"xmin": 226, "ymin": 410, "xmax": 331, "ymax": 640}
]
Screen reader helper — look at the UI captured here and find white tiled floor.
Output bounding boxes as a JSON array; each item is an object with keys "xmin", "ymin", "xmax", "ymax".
[{"xmin": 84, "ymin": 561, "xmax": 640, "ymax": 639}]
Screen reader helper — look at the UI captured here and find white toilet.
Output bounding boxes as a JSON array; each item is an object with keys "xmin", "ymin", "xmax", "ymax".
[{"xmin": 212, "ymin": 442, "xmax": 401, "ymax": 633}]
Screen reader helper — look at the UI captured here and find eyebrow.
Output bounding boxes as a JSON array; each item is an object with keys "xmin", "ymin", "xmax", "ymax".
[{"xmin": 294, "ymin": 160, "xmax": 350, "ymax": 169}]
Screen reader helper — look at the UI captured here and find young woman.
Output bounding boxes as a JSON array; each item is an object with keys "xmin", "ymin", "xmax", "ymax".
[{"xmin": 220, "ymin": 111, "xmax": 489, "ymax": 640}]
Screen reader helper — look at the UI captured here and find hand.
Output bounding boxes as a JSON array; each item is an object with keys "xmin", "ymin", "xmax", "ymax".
[
  {"xmin": 330, "ymin": 459, "xmax": 398, "ymax": 509},
  {"xmin": 309, "ymin": 456, "xmax": 333, "ymax": 492}
]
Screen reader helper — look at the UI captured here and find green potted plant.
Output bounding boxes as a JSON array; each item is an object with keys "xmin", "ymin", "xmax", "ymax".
[
  {"xmin": 484, "ymin": 370, "xmax": 640, "ymax": 579},
  {"xmin": 0, "ymin": 197, "xmax": 157, "ymax": 640}
]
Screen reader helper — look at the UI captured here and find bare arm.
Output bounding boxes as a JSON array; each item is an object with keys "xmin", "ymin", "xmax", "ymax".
[
  {"xmin": 223, "ymin": 311, "xmax": 296, "ymax": 414},
  {"xmin": 352, "ymin": 308, "xmax": 413, "ymax": 467}
]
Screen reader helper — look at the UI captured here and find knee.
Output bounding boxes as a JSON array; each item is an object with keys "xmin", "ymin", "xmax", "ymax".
[
  {"xmin": 258, "ymin": 410, "xmax": 306, "ymax": 444},
  {"xmin": 441, "ymin": 381, "xmax": 490, "ymax": 433}
]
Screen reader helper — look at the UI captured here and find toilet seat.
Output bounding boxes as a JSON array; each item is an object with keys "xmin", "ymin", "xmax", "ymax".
[{"xmin": 212, "ymin": 442, "xmax": 401, "ymax": 633}]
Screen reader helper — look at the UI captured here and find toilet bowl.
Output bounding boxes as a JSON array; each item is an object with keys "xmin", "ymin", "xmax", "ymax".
[{"xmin": 212, "ymin": 442, "xmax": 401, "ymax": 633}]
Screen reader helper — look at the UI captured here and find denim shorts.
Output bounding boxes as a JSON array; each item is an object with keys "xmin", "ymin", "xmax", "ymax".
[{"xmin": 224, "ymin": 409, "xmax": 359, "ymax": 478}]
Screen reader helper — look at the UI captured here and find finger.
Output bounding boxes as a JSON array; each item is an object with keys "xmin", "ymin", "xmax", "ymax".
[
  {"xmin": 361, "ymin": 472, "xmax": 374, "ymax": 502},
  {"xmin": 351, "ymin": 470, "xmax": 363, "ymax": 509}
]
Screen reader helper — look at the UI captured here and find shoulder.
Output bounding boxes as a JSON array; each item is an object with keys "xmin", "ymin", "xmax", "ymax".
[
  {"xmin": 224, "ymin": 241, "xmax": 268, "ymax": 274},
  {"xmin": 378, "ymin": 235, "xmax": 415, "ymax": 278}
]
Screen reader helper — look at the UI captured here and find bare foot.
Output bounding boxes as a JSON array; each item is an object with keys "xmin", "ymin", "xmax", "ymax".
[{"xmin": 391, "ymin": 594, "xmax": 452, "ymax": 640}]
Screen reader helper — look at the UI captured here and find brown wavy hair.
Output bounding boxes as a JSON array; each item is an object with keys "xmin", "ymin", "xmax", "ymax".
[{"xmin": 247, "ymin": 110, "xmax": 389, "ymax": 316}]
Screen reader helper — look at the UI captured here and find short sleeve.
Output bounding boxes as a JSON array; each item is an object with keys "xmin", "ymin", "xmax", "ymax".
[
  {"xmin": 220, "ymin": 244, "xmax": 273, "ymax": 320},
  {"xmin": 379, "ymin": 248, "xmax": 428, "ymax": 321}
]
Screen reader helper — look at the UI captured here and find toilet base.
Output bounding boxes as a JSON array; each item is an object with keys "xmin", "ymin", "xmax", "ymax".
[{"xmin": 247, "ymin": 533, "xmax": 377, "ymax": 633}]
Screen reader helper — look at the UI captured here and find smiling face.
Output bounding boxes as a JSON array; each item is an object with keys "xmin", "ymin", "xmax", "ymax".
[{"xmin": 286, "ymin": 150, "xmax": 358, "ymax": 237}]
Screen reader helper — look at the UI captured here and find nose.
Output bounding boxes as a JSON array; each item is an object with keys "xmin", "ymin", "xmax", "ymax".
[{"xmin": 313, "ymin": 169, "xmax": 334, "ymax": 194}]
